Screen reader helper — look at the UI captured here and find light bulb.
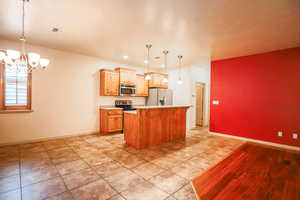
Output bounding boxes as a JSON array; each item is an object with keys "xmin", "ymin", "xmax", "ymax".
[
  {"xmin": 177, "ymin": 79, "xmax": 183, "ymax": 85},
  {"xmin": 6, "ymin": 49, "xmax": 20, "ymax": 60},
  {"xmin": 145, "ymin": 74, "xmax": 151, "ymax": 80},
  {"xmin": 28, "ymin": 52, "xmax": 40, "ymax": 68},
  {"xmin": 162, "ymin": 78, "xmax": 168, "ymax": 83},
  {"xmin": 28, "ymin": 52, "xmax": 40, "ymax": 62},
  {"xmin": 4, "ymin": 56, "xmax": 13, "ymax": 65},
  {"xmin": 144, "ymin": 60, "xmax": 149, "ymax": 64},
  {"xmin": 40, "ymin": 58, "xmax": 50, "ymax": 68},
  {"xmin": 0, "ymin": 52, "xmax": 6, "ymax": 61}
]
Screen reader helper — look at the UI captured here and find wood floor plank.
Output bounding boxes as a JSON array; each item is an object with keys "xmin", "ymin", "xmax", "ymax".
[{"xmin": 191, "ymin": 143, "xmax": 300, "ymax": 200}]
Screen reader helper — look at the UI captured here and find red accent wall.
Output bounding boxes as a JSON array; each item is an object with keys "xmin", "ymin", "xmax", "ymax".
[{"xmin": 210, "ymin": 47, "xmax": 300, "ymax": 147}]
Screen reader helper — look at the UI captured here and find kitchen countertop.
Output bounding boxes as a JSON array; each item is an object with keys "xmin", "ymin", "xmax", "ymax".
[
  {"xmin": 134, "ymin": 105, "xmax": 191, "ymax": 109},
  {"xmin": 99, "ymin": 106, "xmax": 122, "ymax": 110},
  {"xmin": 100, "ymin": 105, "xmax": 190, "ymax": 110},
  {"xmin": 123, "ymin": 110, "xmax": 137, "ymax": 114},
  {"xmin": 99, "ymin": 105, "xmax": 145, "ymax": 110}
]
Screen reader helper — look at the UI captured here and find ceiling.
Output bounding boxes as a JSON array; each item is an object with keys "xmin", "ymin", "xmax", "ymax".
[{"xmin": 1, "ymin": 0, "xmax": 300, "ymax": 68}]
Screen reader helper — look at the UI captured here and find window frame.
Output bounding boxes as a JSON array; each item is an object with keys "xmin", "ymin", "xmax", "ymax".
[{"xmin": 0, "ymin": 62, "xmax": 32, "ymax": 111}]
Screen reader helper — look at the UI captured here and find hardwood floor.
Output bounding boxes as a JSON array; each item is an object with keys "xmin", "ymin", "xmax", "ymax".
[{"xmin": 191, "ymin": 143, "xmax": 300, "ymax": 200}]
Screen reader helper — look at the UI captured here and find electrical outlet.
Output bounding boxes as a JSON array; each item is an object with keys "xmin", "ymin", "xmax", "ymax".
[
  {"xmin": 292, "ymin": 133, "xmax": 298, "ymax": 140},
  {"xmin": 278, "ymin": 131, "xmax": 283, "ymax": 137}
]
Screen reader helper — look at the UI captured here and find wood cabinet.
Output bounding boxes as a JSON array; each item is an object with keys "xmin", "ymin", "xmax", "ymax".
[
  {"xmin": 147, "ymin": 72, "xmax": 168, "ymax": 88},
  {"xmin": 100, "ymin": 69, "xmax": 119, "ymax": 96},
  {"xmin": 115, "ymin": 68, "xmax": 136, "ymax": 86},
  {"xmin": 135, "ymin": 74, "xmax": 149, "ymax": 96},
  {"xmin": 100, "ymin": 108, "xmax": 123, "ymax": 134}
]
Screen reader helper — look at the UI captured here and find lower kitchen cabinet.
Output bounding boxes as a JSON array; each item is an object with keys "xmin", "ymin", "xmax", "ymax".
[{"xmin": 100, "ymin": 108, "xmax": 123, "ymax": 134}]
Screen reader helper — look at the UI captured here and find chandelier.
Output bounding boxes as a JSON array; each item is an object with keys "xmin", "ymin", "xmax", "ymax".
[{"xmin": 0, "ymin": 0, "xmax": 49, "ymax": 72}]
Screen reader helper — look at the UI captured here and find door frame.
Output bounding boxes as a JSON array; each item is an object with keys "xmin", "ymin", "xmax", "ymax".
[{"xmin": 195, "ymin": 82, "xmax": 205, "ymax": 127}]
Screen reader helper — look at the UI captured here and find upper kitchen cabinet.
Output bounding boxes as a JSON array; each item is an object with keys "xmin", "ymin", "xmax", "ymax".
[
  {"xmin": 147, "ymin": 72, "xmax": 168, "ymax": 88},
  {"xmin": 136, "ymin": 74, "xmax": 149, "ymax": 96},
  {"xmin": 115, "ymin": 68, "xmax": 136, "ymax": 86},
  {"xmin": 100, "ymin": 69, "xmax": 119, "ymax": 96}
]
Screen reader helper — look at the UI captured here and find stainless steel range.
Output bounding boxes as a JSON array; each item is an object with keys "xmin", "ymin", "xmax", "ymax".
[{"xmin": 115, "ymin": 100, "xmax": 136, "ymax": 111}]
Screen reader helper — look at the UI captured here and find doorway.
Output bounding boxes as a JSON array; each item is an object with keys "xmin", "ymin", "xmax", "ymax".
[{"xmin": 195, "ymin": 82, "xmax": 205, "ymax": 127}]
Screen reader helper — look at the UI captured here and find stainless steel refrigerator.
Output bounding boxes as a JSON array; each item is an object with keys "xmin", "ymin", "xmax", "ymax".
[{"xmin": 146, "ymin": 88, "xmax": 173, "ymax": 106}]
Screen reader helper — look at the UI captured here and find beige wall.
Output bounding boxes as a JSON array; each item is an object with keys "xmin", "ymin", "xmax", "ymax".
[
  {"xmin": 0, "ymin": 39, "xmax": 145, "ymax": 145},
  {"xmin": 0, "ymin": 39, "xmax": 211, "ymax": 145},
  {"xmin": 168, "ymin": 62, "xmax": 211, "ymax": 129}
]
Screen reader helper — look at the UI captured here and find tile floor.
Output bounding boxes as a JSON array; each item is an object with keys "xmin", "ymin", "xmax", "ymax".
[{"xmin": 0, "ymin": 128, "xmax": 243, "ymax": 200}]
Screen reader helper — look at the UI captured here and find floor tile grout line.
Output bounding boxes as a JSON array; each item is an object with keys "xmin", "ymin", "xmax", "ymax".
[
  {"xmin": 66, "ymin": 137, "xmax": 128, "ymax": 200},
  {"xmin": 57, "ymin": 138, "xmax": 107, "ymax": 199},
  {"xmin": 74, "ymin": 136, "xmax": 175, "ymax": 199},
  {"xmin": 18, "ymin": 133, "xmax": 204, "ymax": 196},
  {"xmin": 78, "ymin": 136, "xmax": 151, "ymax": 200},
  {"xmin": 12, "ymin": 130, "xmax": 233, "ymax": 200},
  {"xmin": 42, "ymin": 140, "xmax": 76, "ymax": 200}
]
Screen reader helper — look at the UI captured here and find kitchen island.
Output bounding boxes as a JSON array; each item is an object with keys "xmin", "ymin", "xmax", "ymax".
[{"xmin": 123, "ymin": 105, "xmax": 190, "ymax": 149}]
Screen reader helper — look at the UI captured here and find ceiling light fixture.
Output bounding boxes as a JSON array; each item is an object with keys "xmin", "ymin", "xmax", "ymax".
[
  {"xmin": 0, "ymin": 0, "xmax": 49, "ymax": 72},
  {"xmin": 162, "ymin": 50, "xmax": 169, "ymax": 83},
  {"xmin": 145, "ymin": 44, "xmax": 152, "ymax": 80},
  {"xmin": 123, "ymin": 55, "xmax": 128, "ymax": 60},
  {"xmin": 177, "ymin": 55, "xmax": 183, "ymax": 85}
]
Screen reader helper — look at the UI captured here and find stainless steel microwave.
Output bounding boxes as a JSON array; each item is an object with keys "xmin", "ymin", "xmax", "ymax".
[{"xmin": 120, "ymin": 85, "xmax": 136, "ymax": 96}]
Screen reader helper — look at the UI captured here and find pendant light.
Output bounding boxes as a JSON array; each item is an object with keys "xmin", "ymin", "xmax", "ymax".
[
  {"xmin": 162, "ymin": 50, "xmax": 169, "ymax": 83},
  {"xmin": 145, "ymin": 44, "xmax": 152, "ymax": 80},
  {"xmin": 0, "ymin": 0, "xmax": 49, "ymax": 72},
  {"xmin": 177, "ymin": 55, "xmax": 183, "ymax": 84}
]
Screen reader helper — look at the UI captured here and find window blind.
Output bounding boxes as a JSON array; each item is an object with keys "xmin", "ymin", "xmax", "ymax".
[{"xmin": 5, "ymin": 65, "xmax": 28, "ymax": 106}]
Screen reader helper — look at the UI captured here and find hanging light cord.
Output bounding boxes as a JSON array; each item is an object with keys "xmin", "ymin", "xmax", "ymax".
[
  {"xmin": 163, "ymin": 50, "xmax": 168, "ymax": 74},
  {"xmin": 22, "ymin": 0, "xmax": 25, "ymax": 39},
  {"xmin": 145, "ymin": 44, "xmax": 152, "ymax": 74},
  {"xmin": 178, "ymin": 55, "xmax": 183, "ymax": 79},
  {"xmin": 20, "ymin": 0, "xmax": 27, "ymax": 56},
  {"xmin": 147, "ymin": 47, "xmax": 150, "ymax": 73}
]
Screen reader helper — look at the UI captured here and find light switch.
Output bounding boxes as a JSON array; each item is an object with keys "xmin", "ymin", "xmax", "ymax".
[
  {"xmin": 278, "ymin": 131, "xmax": 283, "ymax": 137},
  {"xmin": 212, "ymin": 100, "xmax": 219, "ymax": 105}
]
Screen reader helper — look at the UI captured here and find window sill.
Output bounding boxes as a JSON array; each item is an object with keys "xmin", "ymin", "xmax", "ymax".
[{"xmin": 0, "ymin": 110, "xmax": 34, "ymax": 114}]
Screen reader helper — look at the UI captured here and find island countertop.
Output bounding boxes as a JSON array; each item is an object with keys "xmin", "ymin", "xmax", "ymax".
[{"xmin": 134, "ymin": 105, "xmax": 191, "ymax": 109}]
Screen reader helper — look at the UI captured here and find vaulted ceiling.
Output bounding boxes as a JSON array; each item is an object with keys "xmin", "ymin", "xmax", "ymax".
[{"xmin": 1, "ymin": 0, "xmax": 300, "ymax": 67}]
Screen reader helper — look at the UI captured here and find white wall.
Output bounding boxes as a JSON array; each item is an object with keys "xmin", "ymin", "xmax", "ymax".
[
  {"xmin": 0, "ymin": 39, "xmax": 146, "ymax": 145},
  {"xmin": 168, "ymin": 59, "xmax": 211, "ymax": 129}
]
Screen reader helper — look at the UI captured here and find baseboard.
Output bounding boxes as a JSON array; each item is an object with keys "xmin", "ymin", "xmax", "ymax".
[
  {"xmin": 0, "ymin": 130, "xmax": 99, "ymax": 147},
  {"xmin": 210, "ymin": 131, "xmax": 300, "ymax": 152}
]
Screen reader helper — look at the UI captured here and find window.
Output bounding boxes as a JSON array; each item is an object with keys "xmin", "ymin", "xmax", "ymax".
[{"xmin": 0, "ymin": 62, "xmax": 32, "ymax": 110}]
